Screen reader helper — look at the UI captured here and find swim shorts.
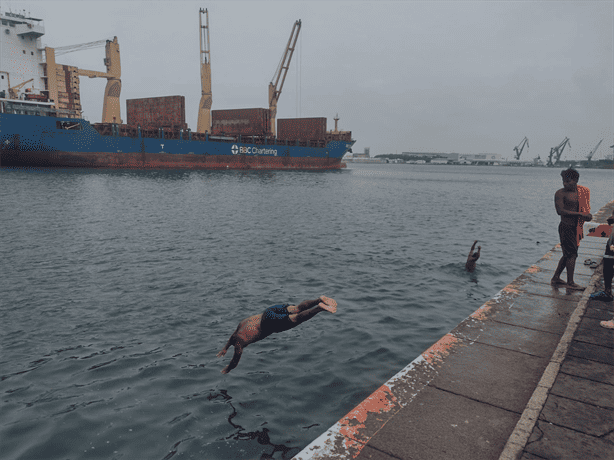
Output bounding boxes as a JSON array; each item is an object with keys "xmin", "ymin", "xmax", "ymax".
[
  {"xmin": 260, "ymin": 304, "xmax": 295, "ymax": 336},
  {"xmin": 559, "ymin": 222, "xmax": 578, "ymax": 257}
]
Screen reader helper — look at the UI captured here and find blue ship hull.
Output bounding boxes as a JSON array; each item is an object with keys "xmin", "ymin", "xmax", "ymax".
[{"xmin": 0, "ymin": 113, "xmax": 354, "ymax": 170}]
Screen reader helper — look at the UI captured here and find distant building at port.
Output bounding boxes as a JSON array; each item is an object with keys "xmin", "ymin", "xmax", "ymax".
[
  {"xmin": 400, "ymin": 152, "xmax": 502, "ymax": 165},
  {"xmin": 353, "ymin": 147, "xmax": 370, "ymax": 159},
  {"xmin": 344, "ymin": 147, "xmax": 384, "ymax": 162}
]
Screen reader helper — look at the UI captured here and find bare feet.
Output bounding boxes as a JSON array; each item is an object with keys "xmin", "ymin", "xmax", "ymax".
[
  {"xmin": 216, "ymin": 350, "xmax": 227, "ymax": 358},
  {"xmin": 551, "ymin": 277, "xmax": 566, "ymax": 286},
  {"xmin": 601, "ymin": 320, "xmax": 614, "ymax": 329},
  {"xmin": 318, "ymin": 295, "xmax": 337, "ymax": 313},
  {"xmin": 221, "ymin": 366, "xmax": 230, "ymax": 374},
  {"xmin": 566, "ymin": 283, "xmax": 585, "ymax": 291}
]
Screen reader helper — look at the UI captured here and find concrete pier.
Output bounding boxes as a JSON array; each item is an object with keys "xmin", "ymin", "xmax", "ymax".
[{"xmin": 294, "ymin": 202, "xmax": 614, "ymax": 460}]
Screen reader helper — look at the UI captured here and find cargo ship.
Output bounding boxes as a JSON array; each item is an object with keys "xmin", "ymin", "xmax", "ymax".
[{"xmin": 0, "ymin": 10, "xmax": 354, "ymax": 171}]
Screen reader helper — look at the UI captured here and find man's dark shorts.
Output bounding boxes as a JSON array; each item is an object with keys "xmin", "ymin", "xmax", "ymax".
[
  {"xmin": 260, "ymin": 304, "xmax": 295, "ymax": 336},
  {"xmin": 559, "ymin": 222, "xmax": 578, "ymax": 257}
]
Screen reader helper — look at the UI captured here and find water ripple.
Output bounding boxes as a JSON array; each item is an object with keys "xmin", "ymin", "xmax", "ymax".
[{"xmin": 1, "ymin": 164, "xmax": 612, "ymax": 459}]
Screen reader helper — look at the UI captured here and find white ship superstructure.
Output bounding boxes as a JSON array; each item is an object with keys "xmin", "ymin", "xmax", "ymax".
[{"xmin": 0, "ymin": 10, "xmax": 46, "ymax": 99}]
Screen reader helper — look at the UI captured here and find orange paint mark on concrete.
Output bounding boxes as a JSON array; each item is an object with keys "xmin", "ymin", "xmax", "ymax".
[
  {"xmin": 470, "ymin": 304, "xmax": 492, "ymax": 321},
  {"xmin": 471, "ymin": 284, "xmax": 521, "ymax": 321},
  {"xmin": 422, "ymin": 333, "xmax": 462, "ymax": 364},
  {"xmin": 525, "ymin": 265, "xmax": 541, "ymax": 274},
  {"xmin": 501, "ymin": 285, "xmax": 522, "ymax": 295},
  {"xmin": 337, "ymin": 384, "xmax": 398, "ymax": 453}
]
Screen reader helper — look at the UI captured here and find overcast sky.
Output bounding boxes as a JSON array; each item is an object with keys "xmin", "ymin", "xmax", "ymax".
[{"xmin": 4, "ymin": 0, "xmax": 613, "ymax": 160}]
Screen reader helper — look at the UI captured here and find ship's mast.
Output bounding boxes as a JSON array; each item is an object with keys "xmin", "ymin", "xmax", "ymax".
[{"xmin": 197, "ymin": 8, "xmax": 212, "ymax": 133}]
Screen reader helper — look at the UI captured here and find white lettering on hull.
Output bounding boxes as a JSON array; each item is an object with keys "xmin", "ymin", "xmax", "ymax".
[{"xmin": 231, "ymin": 144, "xmax": 277, "ymax": 156}]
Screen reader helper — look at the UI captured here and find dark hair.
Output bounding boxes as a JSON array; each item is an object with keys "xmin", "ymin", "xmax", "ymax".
[{"xmin": 560, "ymin": 168, "xmax": 579, "ymax": 181}]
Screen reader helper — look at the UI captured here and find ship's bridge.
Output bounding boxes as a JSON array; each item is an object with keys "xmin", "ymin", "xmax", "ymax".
[
  {"xmin": 15, "ymin": 22, "xmax": 44, "ymax": 38},
  {"xmin": 1, "ymin": 11, "xmax": 44, "ymax": 38}
]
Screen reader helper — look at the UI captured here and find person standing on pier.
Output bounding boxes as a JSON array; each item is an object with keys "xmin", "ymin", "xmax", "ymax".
[{"xmin": 550, "ymin": 168, "xmax": 592, "ymax": 289}]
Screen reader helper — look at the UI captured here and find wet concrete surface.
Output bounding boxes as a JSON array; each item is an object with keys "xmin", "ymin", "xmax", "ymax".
[
  {"xmin": 295, "ymin": 202, "xmax": 614, "ymax": 460},
  {"xmin": 521, "ymin": 274, "xmax": 614, "ymax": 460}
]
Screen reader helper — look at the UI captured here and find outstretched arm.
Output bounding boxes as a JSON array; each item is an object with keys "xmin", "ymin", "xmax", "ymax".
[
  {"xmin": 217, "ymin": 334, "xmax": 236, "ymax": 358},
  {"xmin": 221, "ymin": 343, "xmax": 243, "ymax": 374},
  {"xmin": 468, "ymin": 240, "xmax": 477, "ymax": 256}
]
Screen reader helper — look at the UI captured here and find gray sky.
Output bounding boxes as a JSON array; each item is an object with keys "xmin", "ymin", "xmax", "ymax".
[{"xmin": 5, "ymin": 0, "xmax": 614, "ymax": 160}]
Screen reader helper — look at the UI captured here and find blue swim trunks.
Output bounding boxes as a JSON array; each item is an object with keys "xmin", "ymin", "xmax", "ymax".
[
  {"xmin": 260, "ymin": 304, "xmax": 295, "ymax": 335},
  {"xmin": 559, "ymin": 222, "xmax": 578, "ymax": 257}
]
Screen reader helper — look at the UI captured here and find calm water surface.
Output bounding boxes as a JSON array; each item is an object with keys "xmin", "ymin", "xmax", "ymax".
[{"xmin": 1, "ymin": 164, "xmax": 612, "ymax": 460}]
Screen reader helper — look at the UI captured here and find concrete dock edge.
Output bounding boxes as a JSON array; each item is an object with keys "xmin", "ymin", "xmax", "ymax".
[{"xmin": 294, "ymin": 200, "xmax": 614, "ymax": 460}]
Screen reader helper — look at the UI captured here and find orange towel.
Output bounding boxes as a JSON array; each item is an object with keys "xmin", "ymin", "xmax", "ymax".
[{"xmin": 576, "ymin": 185, "xmax": 590, "ymax": 246}]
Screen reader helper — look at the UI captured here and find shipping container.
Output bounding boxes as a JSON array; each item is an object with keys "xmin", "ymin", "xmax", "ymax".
[
  {"xmin": 211, "ymin": 108, "xmax": 270, "ymax": 136},
  {"xmin": 277, "ymin": 117, "xmax": 327, "ymax": 140},
  {"xmin": 126, "ymin": 96, "xmax": 187, "ymax": 130}
]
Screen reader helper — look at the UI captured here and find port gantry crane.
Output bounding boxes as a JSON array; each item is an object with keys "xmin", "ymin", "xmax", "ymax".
[
  {"xmin": 47, "ymin": 37, "xmax": 122, "ymax": 123},
  {"xmin": 586, "ymin": 139, "xmax": 603, "ymax": 162},
  {"xmin": 513, "ymin": 136, "xmax": 529, "ymax": 160},
  {"xmin": 197, "ymin": 8, "xmax": 212, "ymax": 133},
  {"xmin": 268, "ymin": 19, "xmax": 301, "ymax": 137},
  {"xmin": 546, "ymin": 137, "xmax": 570, "ymax": 167}
]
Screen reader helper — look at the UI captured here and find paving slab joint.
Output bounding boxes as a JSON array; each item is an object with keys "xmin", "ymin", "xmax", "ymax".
[{"xmin": 497, "ymin": 267, "xmax": 603, "ymax": 460}]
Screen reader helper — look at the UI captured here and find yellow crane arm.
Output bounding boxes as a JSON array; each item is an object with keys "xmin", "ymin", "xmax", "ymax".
[
  {"xmin": 8, "ymin": 78, "xmax": 34, "ymax": 98},
  {"xmin": 77, "ymin": 69, "xmax": 111, "ymax": 79}
]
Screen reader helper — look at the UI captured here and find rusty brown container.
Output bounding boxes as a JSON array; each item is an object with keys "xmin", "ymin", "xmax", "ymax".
[
  {"xmin": 126, "ymin": 96, "xmax": 187, "ymax": 130},
  {"xmin": 211, "ymin": 108, "xmax": 270, "ymax": 136},
  {"xmin": 277, "ymin": 117, "xmax": 327, "ymax": 140}
]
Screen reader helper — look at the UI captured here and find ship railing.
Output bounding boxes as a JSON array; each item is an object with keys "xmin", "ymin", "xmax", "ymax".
[{"xmin": 90, "ymin": 123, "xmax": 332, "ymax": 148}]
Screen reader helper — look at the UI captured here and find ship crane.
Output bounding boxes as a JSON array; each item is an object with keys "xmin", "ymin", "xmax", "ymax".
[
  {"xmin": 268, "ymin": 19, "xmax": 301, "ymax": 137},
  {"xmin": 546, "ymin": 137, "xmax": 570, "ymax": 167},
  {"xmin": 587, "ymin": 139, "xmax": 603, "ymax": 162},
  {"xmin": 8, "ymin": 78, "xmax": 34, "ymax": 99},
  {"xmin": 197, "ymin": 8, "xmax": 212, "ymax": 133},
  {"xmin": 45, "ymin": 37, "xmax": 121, "ymax": 123},
  {"xmin": 513, "ymin": 136, "xmax": 529, "ymax": 160}
]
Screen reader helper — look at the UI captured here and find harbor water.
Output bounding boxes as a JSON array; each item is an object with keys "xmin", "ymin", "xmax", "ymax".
[{"xmin": 1, "ymin": 163, "xmax": 612, "ymax": 460}]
